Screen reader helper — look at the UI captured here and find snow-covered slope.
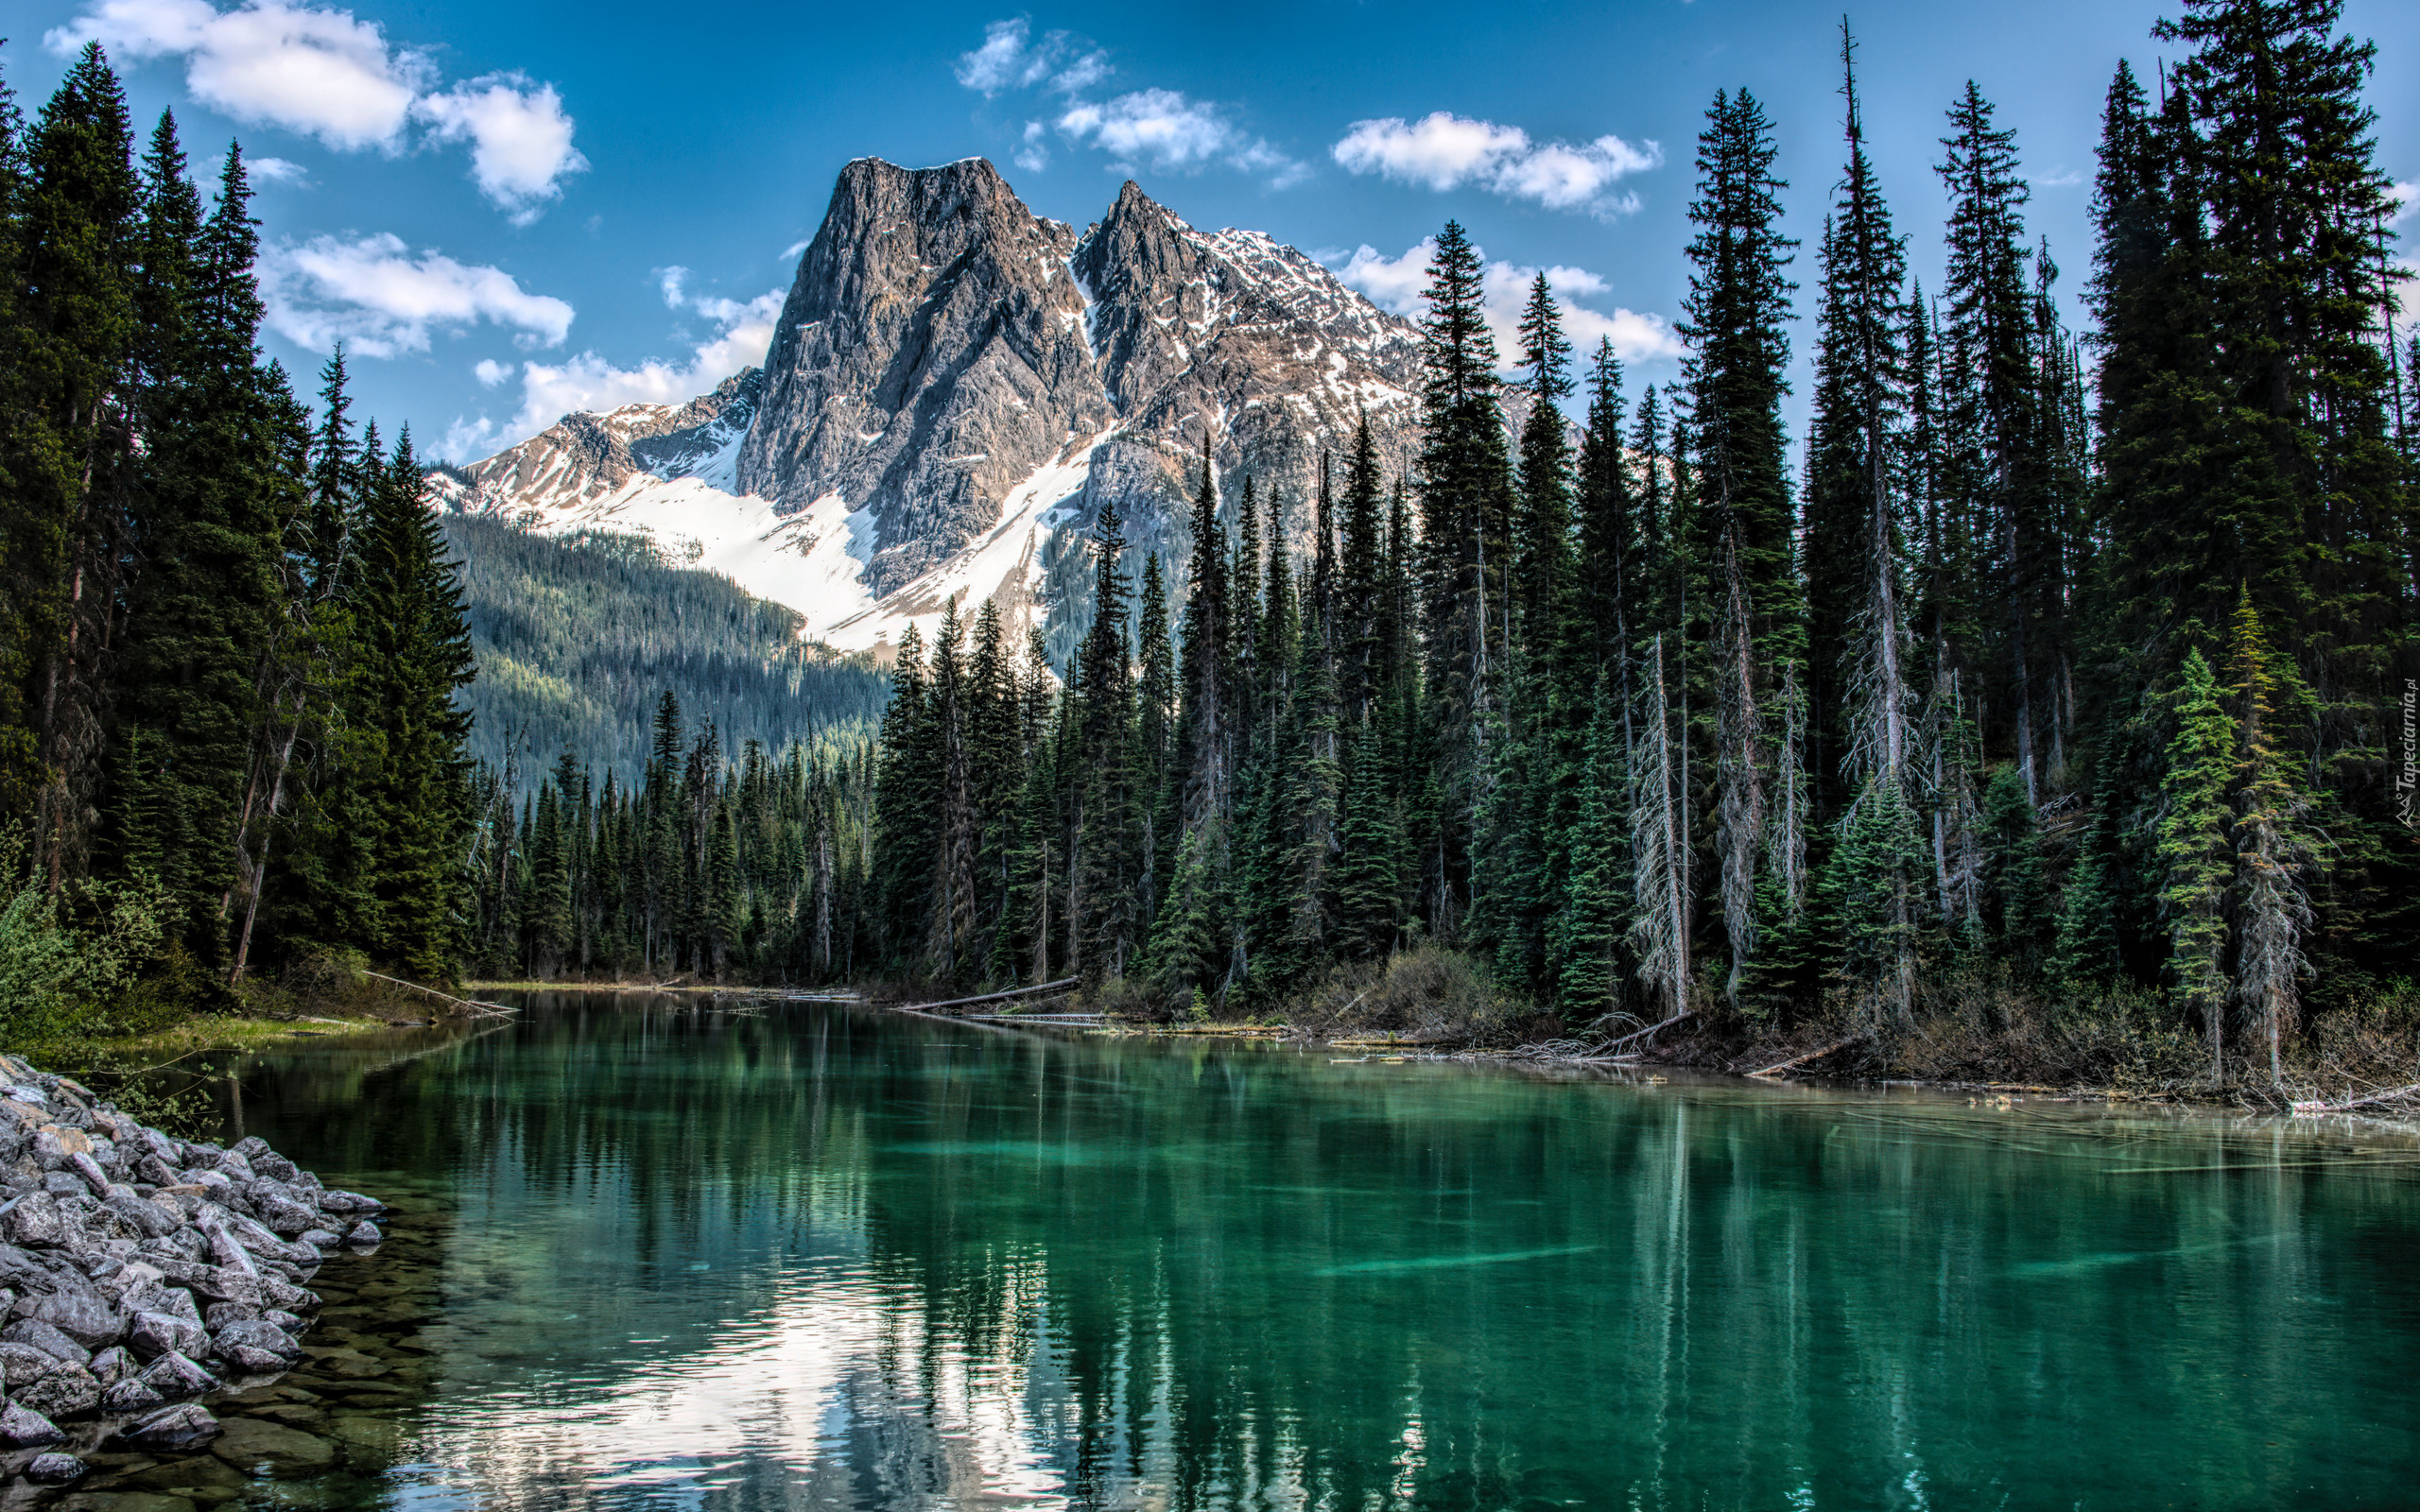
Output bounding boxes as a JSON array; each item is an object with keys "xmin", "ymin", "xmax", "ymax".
[{"xmin": 429, "ymin": 158, "xmax": 1424, "ymax": 661}]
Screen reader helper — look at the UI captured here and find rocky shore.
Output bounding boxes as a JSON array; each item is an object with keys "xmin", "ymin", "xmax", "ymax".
[{"xmin": 0, "ymin": 1057, "xmax": 382, "ymax": 1492}]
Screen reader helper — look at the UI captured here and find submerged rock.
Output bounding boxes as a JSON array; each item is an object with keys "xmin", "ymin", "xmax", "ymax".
[{"xmin": 119, "ymin": 1400, "xmax": 219, "ymax": 1450}]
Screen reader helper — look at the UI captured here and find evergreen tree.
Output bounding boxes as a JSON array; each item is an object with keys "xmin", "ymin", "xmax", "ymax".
[{"xmin": 2158, "ymin": 649, "xmax": 2236, "ymax": 1082}]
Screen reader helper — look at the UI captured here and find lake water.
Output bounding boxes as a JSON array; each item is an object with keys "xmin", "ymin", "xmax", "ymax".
[{"xmin": 147, "ymin": 990, "xmax": 2420, "ymax": 1509}]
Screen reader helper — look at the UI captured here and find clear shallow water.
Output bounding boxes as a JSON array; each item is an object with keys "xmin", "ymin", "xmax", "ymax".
[{"xmin": 164, "ymin": 992, "xmax": 2420, "ymax": 1509}]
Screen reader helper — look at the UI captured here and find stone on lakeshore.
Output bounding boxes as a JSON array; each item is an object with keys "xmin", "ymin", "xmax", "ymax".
[
  {"xmin": 207, "ymin": 1416, "xmax": 336, "ymax": 1475},
  {"xmin": 5, "ymin": 1316, "xmax": 94, "ymax": 1365},
  {"xmin": 261, "ymin": 1309, "xmax": 304, "ymax": 1336},
  {"xmin": 16, "ymin": 1361, "xmax": 100, "ymax": 1417},
  {"xmin": 154, "ymin": 1263, "xmax": 258, "ymax": 1310},
  {"xmin": 43, "ymin": 1173, "xmax": 86, "ymax": 1197},
  {"xmin": 226, "ymin": 1139, "xmax": 269, "ymax": 1163},
  {"xmin": 211, "ymin": 1320, "xmax": 300, "ymax": 1364},
  {"xmin": 33, "ymin": 1126, "xmax": 95, "ymax": 1166},
  {"xmin": 27, "ymin": 1282, "xmax": 127, "ymax": 1349},
  {"xmin": 1, "ymin": 1191, "xmax": 67, "ymax": 1246},
  {"xmin": 24, "ymin": 1450, "xmax": 84, "ymax": 1483},
  {"xmin": 90, "ymin": 1344, "xmax": 135, "ymax": 1383},
  {"xmin": 0, "ymin": 1399, "xmax": 66, "ymax": 1446},
  {"xmin": 251, "ymin": 1152, "xmax": 298, "ymax": 1184},
  {"xmin": 251, "ymin": 1192, "xmax": 320, "ymax": 1238},
  {"xmin": 342, "ymin": 1222, "xmax": 380, "ymax": 1247},
  {"xmin": 117, "ymin": 1401, "xmax": 219, "ymax": 1451},
  {"xmin": 67, "ymin": 1153, "xmax": 113, "ymax": 1200},
  {"xmin": 100, "ymin": 1376, "xmax": 165, "ymax": 1414},
  {"xmin": 213, "ymin": 1344, "xmax": 285, "ymax": 1375},
  {"xmin": 257, "ymin": 1278, "xmax": 309, "ymax": 1312},
  {"xmin": 136, "ymin": 1351, "xmax": 215, "ymax": 1401},
  {"xmin": 135, "ymin": 1156, "xmax": 179, "ymax": 1188},
  {"xmin": 130, "ymin": 1312, "xmax": 208, "ymax": 1361},
  {"xmin": 200, "ymin": 1303, "xmax": 257, "ymax": 1332},
  {"xmin": 317, "ymin": 1191, "xmax": 384, "ymax": 1217},
  {"xmin": 104, "ymin": 1190, "xmax": 182, "ymax": 1241},
  {"xmin": 0, "ymin": 1339, "xmax": 62, "ymax": 1385}
]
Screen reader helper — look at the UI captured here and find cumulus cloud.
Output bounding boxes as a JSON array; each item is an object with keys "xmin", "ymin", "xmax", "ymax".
[
  {"xmin": 1332, "ymin": 111, "xmax": 1659, "ymax": 215},
  {"xmin": 46, "ymin": 0, "xmax": 584, "ymax": 218},
  {"xmin": 52, "ymin": 0, "xmax": 427, "ymax": 148},
  {"xmin": 1333, "ymin": 238, "xmax": 1683, "ymax": 368},
  {"xmin": 656, "ymin": 266, "xmax": 691, "ymax": 308},
  {"xmin": 436, "ymin": 286, "xmax": 786, "ymax": 464},
  {"xmin": 259, "ymin": 232, "xmax": 574, "ymax": 358},
  {"xmin": 2392, "ymin": 181, "xmax": 2417, "ymax": 226},
  {"xmin": 956, "ymin": 17, "xmax": 1301, "ymax": 186},
  {"xmin": 955, "ymin": 17, "xmax": 1106, "ymax": 97},
  {"xmin": 412, "ymin": 73, "xmax": 587, "ymax": 223},
  {"xmin": 474, "ymin": 358, "xmax": 510, "ymax": 387},
  {"xmin": 1057, "ymin": 89, "xmax": 1304, "ymax": 183}
]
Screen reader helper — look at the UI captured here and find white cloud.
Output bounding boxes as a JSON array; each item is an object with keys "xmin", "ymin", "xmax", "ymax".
[
  {"xmin": 2032, "ymin": 168, "xmax": 2083, "ymax": 189},
  {"xmin": 1056, "ymin": 88, "xmax": 1304, "ymax": 185},
  {"xmin": 1338, "ymin": 239, "xmax": 1436, "ymax": 318},
  {"xmin": 781, "ymin": 238, "xmax": 810, "ymax": 262},
  {"xmin": 244, "ymin": 153, "xmax": 308, "ymax": 184},
  {"xmin": 46, "ymin": 0, "xmax": 582, "ymax": 219},
  {"xmin": 955, "ymin": 17, "xmax": 1106, "ymax": 98},
  {"xmin": 435, "ymin": 288, "xmax": 786, "ymax": 464},
  {"xmin": 52, "ymin": 0, "xmax": 427, "ymax": 149},
  {"xmin": 412, "ymin": 73, "xmax": 587, "ymax": 221},
  {"xmin": 1015, "ymin": 120, "xmax": 1048, "ymax": 173},
  {"xmin": 259, "ymin": 232, "xmax": 574, "ymax": 357},
  {"xmin": 1332, "ymin": 111, "xmax": 1659, "ymax": 215},
  {"xmin": 656, "ymin": 266, "xmax": 691, "ymax": 308},
  {"xmin": 958, "ymin": 18, "xmax": 1299, "ymax": 187},
  {"xmin": 2391, "ymin": 182, "xmax": 2417, "ymax": 227},
  {"xmin": 474, "ymin": 358, "xmax": 510, "ymax": 387},
  {"xmin": 1333, "ymin": 238, "xmax": 1682, "ymax": 368}
]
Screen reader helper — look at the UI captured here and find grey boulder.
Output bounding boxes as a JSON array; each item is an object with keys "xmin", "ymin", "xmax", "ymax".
[
  {"xmin": 1, "ymin": 1317, "xmax": 90, "ymax": 1365},
  {"xmin": 14, "ymin": 1361, "xmax": 98, "ymax": 1417},
  {"xmin": 21, "ymin": 1451, "xmax": 82, "ymax": 1484},
  {"xmin": 136, "ymin": 1349, "xmax": 214, "ymax": 1400},
  {"xmin": 88, "ymin": 1343, "xmax": 134, "ymax": 1383},
  {"xmin": 0, "ymin": 1400, "xmax": 63, "ymax": 1447},
  {"xmin": 98, "ymin": 1375, "xmax": 164, "ymax": 1414},
  {"xmin": 129, "ymin": 1310, "xmax": 209, "ymax": 1360}
]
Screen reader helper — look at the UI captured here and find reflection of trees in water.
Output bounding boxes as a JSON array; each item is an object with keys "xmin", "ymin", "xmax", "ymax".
[{"xmin": 233, "ymin": 1004, "xmax": 2420, "ymax": 1510}]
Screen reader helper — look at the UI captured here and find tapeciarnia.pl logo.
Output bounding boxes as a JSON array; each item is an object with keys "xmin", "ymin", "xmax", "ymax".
[{"xmin": 2400, "ymin": 679, "xmax": 2417, "ymax": 831}]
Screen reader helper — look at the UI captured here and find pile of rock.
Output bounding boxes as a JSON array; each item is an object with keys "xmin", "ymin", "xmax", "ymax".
[{"xmin": 0, "ymin": 1056, "xmax": 382, "ymax": 1489}]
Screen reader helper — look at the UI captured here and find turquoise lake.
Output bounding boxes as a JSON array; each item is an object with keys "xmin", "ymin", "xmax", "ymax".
[{"xmin": 188, "ymin": 990, "xmax": 2420, "ymax": 1509}]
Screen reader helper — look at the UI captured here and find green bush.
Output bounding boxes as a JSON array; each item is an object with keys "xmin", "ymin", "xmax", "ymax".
[{"xmin": 0, "ymin": 829, "xmax": 170, "ymax": 1046}]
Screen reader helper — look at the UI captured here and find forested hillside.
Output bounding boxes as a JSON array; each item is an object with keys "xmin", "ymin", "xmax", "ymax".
[
  {"xmin": 476, "ymin": 0, "xmax": 2414, "ymax": 1095},
  {"xmin": 438, "ymin": 515, "xmax": 887, "ymax": 779}
]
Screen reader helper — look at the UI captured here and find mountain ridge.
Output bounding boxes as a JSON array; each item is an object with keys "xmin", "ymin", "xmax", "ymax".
[{"xmin": 429, "ymin": 157, "xmax": 1424, "ymax": 659}]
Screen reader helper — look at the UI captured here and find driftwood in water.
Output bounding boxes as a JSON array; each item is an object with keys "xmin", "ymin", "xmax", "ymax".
[
  {"xmin": 359, "ymin": 970, "xmax": 514, "ymax": 1018},
  {"xmin": 1742, "ymin": 1037, "xmax": 1858, "ymax": 1078},
  {"xmin": 2291, "ymin": 1081, "xmax": 2420, "ymax": 1115},
  {"xmin": 897, "ymin": 979, "xmax": 1080, "ymax": 1015}
]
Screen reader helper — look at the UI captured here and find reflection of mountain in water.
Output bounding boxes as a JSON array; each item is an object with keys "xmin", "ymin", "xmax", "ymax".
[{"xmin": 222, "ymin": 994, "xmax": 2420, "ymax": 1511}]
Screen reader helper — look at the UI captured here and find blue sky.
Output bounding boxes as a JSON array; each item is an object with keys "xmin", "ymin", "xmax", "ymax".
[{"xmin": 9, "ymin": 0, "xmax": 2416, "ymax": 465}]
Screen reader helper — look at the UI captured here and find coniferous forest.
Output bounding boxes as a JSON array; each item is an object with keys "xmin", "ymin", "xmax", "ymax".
[
  {"xmin": 0, "ymin": 43, "xmax": 485, "ymax": 1025},
  {"xmin": 4, "ymin": 4, "xmax": 2417, "ymax": 1097},
  {"xmin": 840, "ymin": 5, "xmax": 2417, "ymax": 1091}
]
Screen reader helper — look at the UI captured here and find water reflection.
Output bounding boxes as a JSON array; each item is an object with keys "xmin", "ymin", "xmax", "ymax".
[{"xmin": 200, "ymin": 992, "xmax": 2420, "ymax": 1511}]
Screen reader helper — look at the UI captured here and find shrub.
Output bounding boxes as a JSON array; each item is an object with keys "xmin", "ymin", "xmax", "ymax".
[{"xmin": 0, "ymin": 829, "xmax": 169, "ymax": 1046}]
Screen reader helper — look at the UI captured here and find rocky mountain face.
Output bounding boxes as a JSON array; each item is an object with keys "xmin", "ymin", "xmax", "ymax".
[
  {"xmin": 426, "ymin": 368, "xmax": 763, "ymax": 513},
  {"xmin": 434, "ymin": 157, "xmax": 1423, "ymax": 657}
]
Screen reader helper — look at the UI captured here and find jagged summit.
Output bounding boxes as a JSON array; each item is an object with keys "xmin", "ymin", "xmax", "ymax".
[{"xmin": 431, "ymin": 157, "xmax": 1420, "ymax": 656}]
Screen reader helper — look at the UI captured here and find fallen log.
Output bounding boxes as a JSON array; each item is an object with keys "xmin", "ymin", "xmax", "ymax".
[
  {"xmin": 360, "ymin": 970, "xmax": 514, "ymax": 1018},
  {"xmin": 897, "ymin": 979, "xmax": 1080, "ymax": 1015},
  {"xmin": 2290, "ymin": 1081, "xmax": 2420, "ymax": 1115},
  {"xmin": 1601, "ymin": 1008, "xmax": 1692, "ymax": 1053},
  {"xmin": 1743, "ymin": 1037, "xmax": 1859, "ymax": 1079}
]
